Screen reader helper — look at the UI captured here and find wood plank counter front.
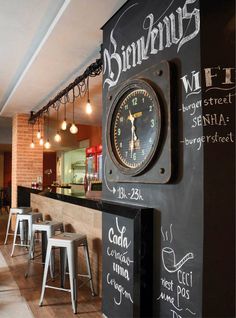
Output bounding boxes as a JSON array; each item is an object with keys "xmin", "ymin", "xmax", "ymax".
[{"xmin": 30, "ymin": 192, "xmax": 102, "ymax": 296}]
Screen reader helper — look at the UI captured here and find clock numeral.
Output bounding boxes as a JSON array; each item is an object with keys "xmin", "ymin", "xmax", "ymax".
[
  {"xmin": 142, "ymin": 149, "xmax": 145, "ymax": 155},
  {"xmin": 118, "ymin": 128, "xmax": 121, "ymax": 136},
  {"xmin": 149, "ymin": 137, "xmax": 152, "ymax": 143},
  {"xmin": 124, "ymin": 104, "xmax": 128, "ymax": 110},
  {"xmin": 150, "ymin": 118, "xmax": 155, "ymax": 128},
  {"xmin": 119, "ymin": 142, "xmax": 123, "ymax": 148},
  {"xmin": 132, "ymin": 97, "xmax": 138, "ymax": 106},
  {"xmin": 120, "ymin": 116, "xmax": 124, "ymax": 123},
  {"xmin": 149, "ymin": 105, "xmax": 153, "ymax": 112},
  {"xmin": 133, "ymin": 153, "xmax": 137, "ymax": 161},
  {"xmin": 142, "ymin": 98, "xmax": 145, "ymax": 103},
  {"xmin": 125, "ymin": 151, "xmax": 128, "ymax": 157}
]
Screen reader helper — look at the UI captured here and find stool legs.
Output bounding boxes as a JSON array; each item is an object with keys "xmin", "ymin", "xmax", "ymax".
[
  {"xmin": 11, "ymin": 217, "xmax": 20, "ymax": 257},
  {"xmin": 4, "ymin": 210, "xmax": 12, "ymax": 244},
  {"xmin": 25, "ymin": 229, "xmax": 36, "ymax": 278},
  {"xmin": 84, "ymin": 244, "xmax": 95, "ymax": 296},
  {"xmin": 39, "ymin": 243, "xmax": 52, "ymax": 306},
  {"xmin": 60, "ymin": 247, "xmax": 67, "ymax": 288},
  {"xmin": 67, "ymin": 245, "xmax": 78, "ymax": 314}
]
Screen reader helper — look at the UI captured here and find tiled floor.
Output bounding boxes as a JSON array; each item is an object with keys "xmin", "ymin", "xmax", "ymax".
[{"xmin": 0, "ymin": 213, "xmax": 102, "ymax": 318}]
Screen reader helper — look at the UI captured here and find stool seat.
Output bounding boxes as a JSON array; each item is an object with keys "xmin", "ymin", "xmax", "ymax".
[
  {"xmin": 49, "ymin": 232, "xmax": 86, "ymax": 246},
  {"xmin": 33, "ymin": 221, "xmax": 64, "ymax": 235},
  {"xmin": 39, "ymin": 231, "xmax": 95, "ymax": 314},
  {"xmin": 25, "ymin": 220, "xmax": 64, "ymax": 278},
  {"xmin": 4, "ymin": 207, "xmax": 32, "ymax": 245},
  {"xmin": 11, "ymin": 211, "xmax": 43, "ymax": 257},
  {"xmin": 10, "ymin": 207, "xmax": 32, "ymax": 214}
]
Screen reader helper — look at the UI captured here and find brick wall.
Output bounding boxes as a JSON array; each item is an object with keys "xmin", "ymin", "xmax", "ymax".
[{"xmin": 12, "ymin": 114, "xmax": 43, "ymax": 207}]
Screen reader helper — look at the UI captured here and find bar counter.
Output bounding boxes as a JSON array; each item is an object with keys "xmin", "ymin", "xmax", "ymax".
[
  {"xmin": 17, "ymin": 186, "xmax": 151, "ymax": 300},
  {"xmin": 18, "ymin": 186, "xmax": 103, "ymax": 295}
]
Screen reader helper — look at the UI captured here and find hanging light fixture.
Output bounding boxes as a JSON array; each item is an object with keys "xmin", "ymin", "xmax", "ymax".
[
  {"xmin": 30, "ymin": 123, "xmax": 35, "ymax": 148},
  {"xmin": 61, "ymin": 95, "xmax": 67, "ymax": 130},
  {"xmin": 39, "ymin": 116, "xmax": 44, "ymax": 145},
  {"xmin": 39, "ymin": 136, "xmax": 44, "ymax": 146},
  {"xmin": 70, "ymin": 87, "xmax": 78, "ymax": 134},
  {"xmin": 86, "ymin": 76, "xmax": 92, "ymax": 114},
  {"xmin": 44, "ymin": 111, "xmax": 51, "ymax": 149},
  {"xmin": 36, "ymin": 117, "xmax": 41, "ymax": 139},
  {"xmin": 54, "ymin": 104, "xmax": 61, "ymax": 142}
]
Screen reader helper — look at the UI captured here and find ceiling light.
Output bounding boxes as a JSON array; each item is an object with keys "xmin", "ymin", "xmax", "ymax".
[
  {"xmin": 70, "ymin": 87, "xmax": 78, "ymax": 134},
  {"xmin": 44, "ymin": 140, "xmax": 51, "ymax": 149},
  {"xmin": 86, "ymin": 100, "xmax": 92, "ymax": 114},
  {"xmin": 70, "ymin": 123, "xmax": 78, "ymax": 134},
  {"xmin": 30, "ymin": 123, "xmax": 35, "ymax": 149},
  {"xmin": 39, "ymin": 137, "xmax": 44, "ymax": 146},
  {"xmin": 61, "ymin": 102, "xmax": 67, "ymax": 130},
  {"xmin": 54, "ymin": 132, "xmax": 61, "ymax": 142},
  {"xmin": 44, "ymin": 111, "xmax": 51, "ymax": 149},
  {"xmin": 54, "ymin": 105, "xmax": 62, "ymax": 142},
  {"xmin": 86, "ymin": 77, "xmax": 92, "ymax": 114},
  {"xmin": 36, "ymin": 118, "xmax": 41, "ymax": 139},
  {"xmin": 36, "ymin": 130, "xmax": 41, "ymax": 139}
]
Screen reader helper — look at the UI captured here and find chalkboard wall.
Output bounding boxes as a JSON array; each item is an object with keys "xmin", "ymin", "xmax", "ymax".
[
  {"xmin": 102, "ymin": 204, "xmax": 153, "ymax": 318},
  {"xmin": 102, "ymin": 0, "xmax": 235, "ymax": 317}
]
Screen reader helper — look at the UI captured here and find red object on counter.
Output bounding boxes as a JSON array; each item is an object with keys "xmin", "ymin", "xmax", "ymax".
[{"xmin": 85, "ymin": 145, "xmax": 102, "ymax": 181}]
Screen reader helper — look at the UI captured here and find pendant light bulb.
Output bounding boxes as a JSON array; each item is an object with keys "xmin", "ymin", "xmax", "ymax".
[
  {"xmin": 61, "ymin": 119, "xmax": 67, "ymax": 131},
  {"xmin": 86, "ymin": 100, "xmax": 92, "ymax": 114},
  {"xmin": 39, "ymin": 137, "xmax": 44, "ymax": 146},
  {"xmin": 70, "ymin": 123, "xmax": 78, "ymax": 134},
  {"xmin": 44, "ymin": 140, "xmax": 51, "ymax": 149},
  {"xmin": 36, "ymin": 130, "xmax": 41, "ymax": 139},
  {"xmin": 30, "ymin": 141, "xmax": 35, "ymax": 149},
  {"xmin": 54, "ymin": 132, "xmax": 61, "ymax": 142}
]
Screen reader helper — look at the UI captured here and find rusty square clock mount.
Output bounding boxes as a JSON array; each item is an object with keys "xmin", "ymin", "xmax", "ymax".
[{"xmin": 105, "ymin": 60, "xmax": 172, "ymax": 184}]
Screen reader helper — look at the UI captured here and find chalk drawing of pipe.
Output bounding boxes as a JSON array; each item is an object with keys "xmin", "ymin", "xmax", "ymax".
[{"xmin": 162, "ymin": 247, "xmax": 194, "ymax": 273}]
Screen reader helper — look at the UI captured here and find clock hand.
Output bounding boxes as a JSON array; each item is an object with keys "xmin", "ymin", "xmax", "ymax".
[
  {"xmin": 129, "ymin": 111, "xmax": 135, "ymax": 157},
  {"xmin": 133, "ymin": 111, "xmax": 142, "ymax": 119},
  {"xmin": 128, "ymin": 110, "xmax": 138, "ymax": 149}
]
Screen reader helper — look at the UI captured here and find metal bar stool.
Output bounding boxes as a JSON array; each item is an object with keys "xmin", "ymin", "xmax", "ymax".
[
  {"xmin": 39, "ymin": 232, "xmax": 95, "ymax": 314},
  {"xmin": 11, "ymin": 211, "xmax": 43, "ymax": 257},
  {"xmin": 25, "ymin": 220, "xmax": 64, "ymax": 278},
  {"xmin": 4, "ymin": 207, "xmax": 32, "ymax": 245}
]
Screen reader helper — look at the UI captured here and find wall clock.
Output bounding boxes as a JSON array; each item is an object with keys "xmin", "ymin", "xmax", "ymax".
[
  {"xmin": 105, "ymin": 61, "xmax": 172, "ymax": 184},
  {"xmin": 107, "ymin": 79, "xmax": 162, "ymax": 176}
]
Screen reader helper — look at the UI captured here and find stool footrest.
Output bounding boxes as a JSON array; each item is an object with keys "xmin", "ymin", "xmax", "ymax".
[
  {"xmin": 45, "ymin": 285, "xmax": 71, "ymax": 293},
  {"xmin": 13, "ymin": 243, "xmax": 29, "ymax": 247}
]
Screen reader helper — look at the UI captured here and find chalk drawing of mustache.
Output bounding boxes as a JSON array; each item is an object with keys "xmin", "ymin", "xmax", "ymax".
[{"xmin": 162, "ymin": 247, "xmax": 194, "ymax": 273}]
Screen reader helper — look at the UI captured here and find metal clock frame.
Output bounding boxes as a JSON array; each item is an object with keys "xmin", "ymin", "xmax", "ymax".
[{"xmin": 107, "ymin": 79, "xmax": 162, "ymax": 176}]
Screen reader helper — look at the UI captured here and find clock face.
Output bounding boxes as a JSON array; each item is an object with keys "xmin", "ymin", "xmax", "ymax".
[{"xmin": 108, "ymin": 79, "xmax": 162, "ymax": 176}]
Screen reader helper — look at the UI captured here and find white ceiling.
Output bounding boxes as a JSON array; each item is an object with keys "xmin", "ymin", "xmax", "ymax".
[{"xmin": 0, "ymin": 0, "xmax": 127, "ymax": 125}]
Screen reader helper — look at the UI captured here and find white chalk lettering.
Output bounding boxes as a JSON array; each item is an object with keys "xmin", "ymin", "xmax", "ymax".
[
  {"xmin": 104, "ymin": 0, "xmax": 200, "ymax": 88},
  {"xmin": 108, "ymin": 217, "xmax": 131, "ymax": 249},
  {"xmin": 107, "ymin": 247, "xmax": 133, "ymax": 266},
  {"xmin": 113, "ymin": 262, "xmax": 130, "ymax": 281},
  {"xmin": 107, "ymin": 273, "xmax": 133, "ymax": 306}
]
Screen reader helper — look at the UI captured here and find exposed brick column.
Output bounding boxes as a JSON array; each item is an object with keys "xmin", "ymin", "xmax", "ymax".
[{"xmin": 12, "ymin": 114, "xmax": 43, "ymax": 207}]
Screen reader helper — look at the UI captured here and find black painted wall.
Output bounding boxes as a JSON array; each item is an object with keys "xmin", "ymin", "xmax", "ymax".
[
  {"xmin": 200, "ymin": 1, "xmax": 235, "ymax": 317},
  {"xmin": 102, "ymin": 0, "xmax": 235, "ymax": 317}
]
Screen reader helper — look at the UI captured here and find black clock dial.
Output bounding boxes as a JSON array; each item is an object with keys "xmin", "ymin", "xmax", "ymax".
[{"xmin": 108, "ymin": 79, "xmax": 162, "ymax": 176}]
